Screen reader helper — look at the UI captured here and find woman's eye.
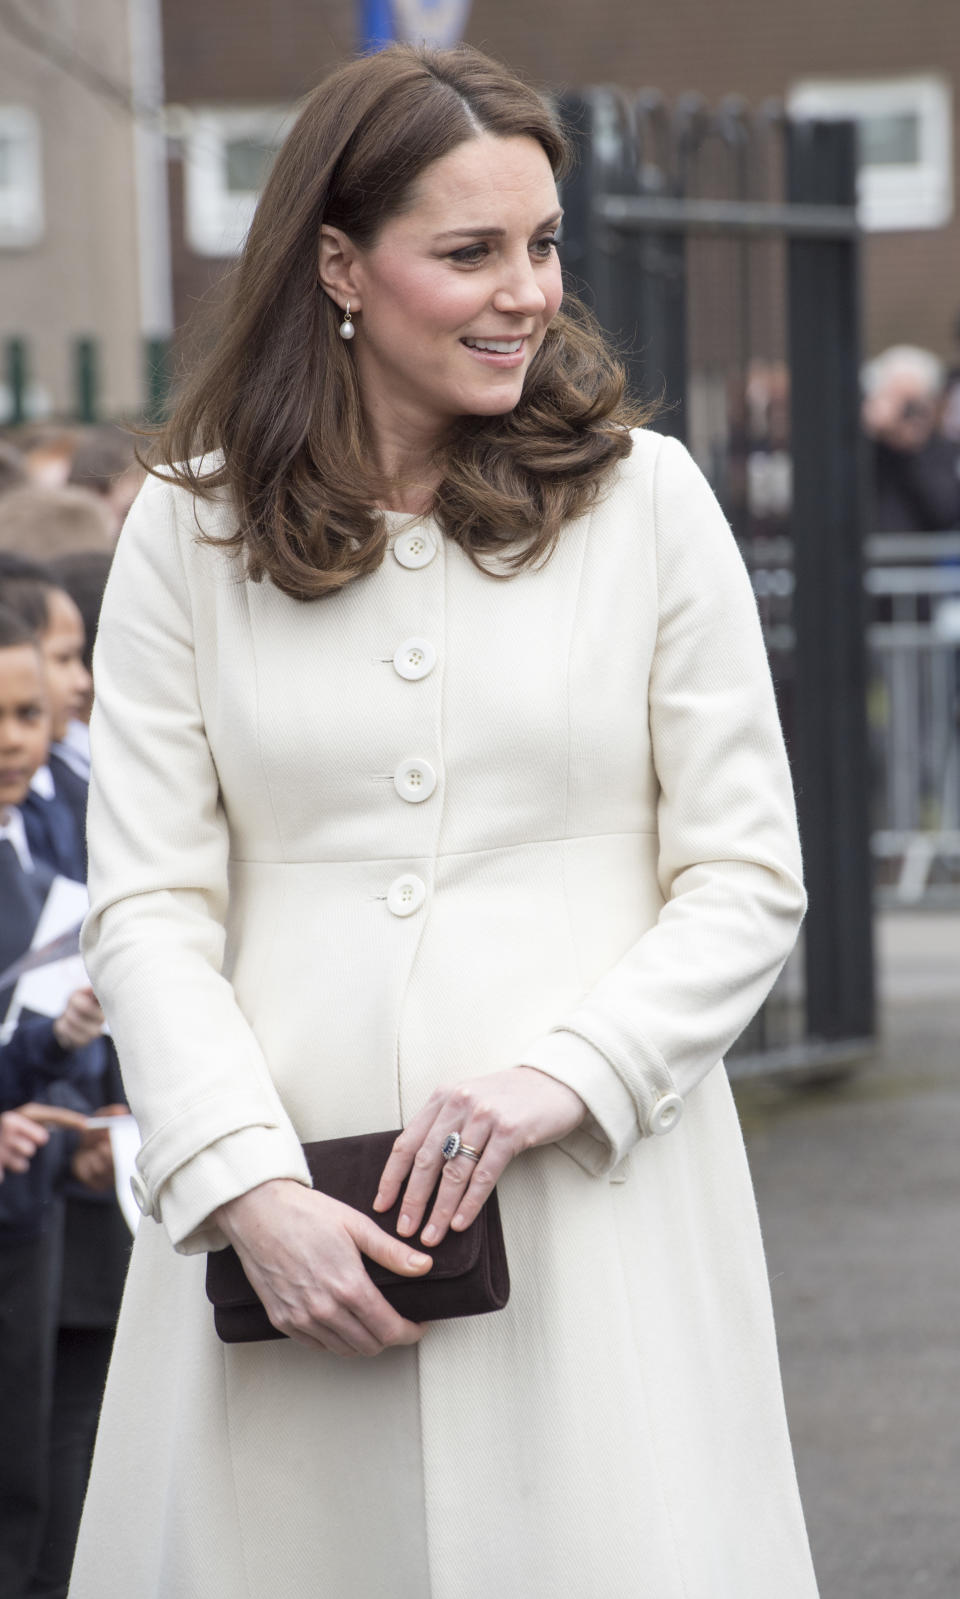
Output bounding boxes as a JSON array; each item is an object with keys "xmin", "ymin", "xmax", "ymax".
[
  {"xmin": 532, "ymin": 235, "xmax": 559, "ymax": 257},
  {"xmin": 449, "ymin": 243, "xmax": 488, "ymax": 264}
]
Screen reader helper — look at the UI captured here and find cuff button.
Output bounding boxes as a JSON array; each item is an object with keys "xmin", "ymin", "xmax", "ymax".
[
  {"xmin": 648, "ymin": 1093, "xmax": 683, "ymax": 1136},
  {"xmin": 129, "ymin": 1171, "xmax": 153, "ymax": 1217}
]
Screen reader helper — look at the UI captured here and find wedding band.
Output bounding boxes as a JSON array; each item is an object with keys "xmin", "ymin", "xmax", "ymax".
[{"xmin": 441, "ymin": 1132, "xmax": 482, "ymax": 1163}]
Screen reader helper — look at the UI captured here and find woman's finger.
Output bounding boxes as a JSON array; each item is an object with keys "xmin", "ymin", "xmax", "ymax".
[
  {"xmin": 283, "ymin": 1320, "xmax": 359, "ymax": 1358},
  {"xmin": 372, "ymin": 1101, "xmax": 440, "ymax": 1212},
  {"xmin": 420, "ymin": 1125, "xmax": 514, "ymax": 1245},
  {"xmin": 390, "ymin": 1122, "xmax": 466, "ymax": 1238}
]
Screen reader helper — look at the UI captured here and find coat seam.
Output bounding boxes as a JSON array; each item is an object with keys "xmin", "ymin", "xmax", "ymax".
[
  {"xmin": 221, "ymin": 1349, "xmax": 256, "ymax": 1599},
  {"xmin": 560, "ymin": 504, "xmax": 595, "ymax": 997},
  {"xmin": 242, "ymin": 584, "xmax": 288, "ymax": 859},
  {"xmin": 225, "ymin": 827, "xmax": 661, "ymax": 868}
]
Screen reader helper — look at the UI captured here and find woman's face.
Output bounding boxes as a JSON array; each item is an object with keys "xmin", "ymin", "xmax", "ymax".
[{"xmin": 340, "ymin": 134, "xmax": 564, "ymax": 448}]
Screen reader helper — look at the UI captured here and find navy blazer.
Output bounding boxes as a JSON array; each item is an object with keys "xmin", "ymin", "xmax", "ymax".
[{"xmin": 22, "ymin": 752, "xmax": 88, "ymax": 881}]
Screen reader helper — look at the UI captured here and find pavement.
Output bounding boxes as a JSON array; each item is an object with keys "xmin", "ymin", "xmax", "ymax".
[{"xmin": 735, "ymin": 912, "xmax": 960, "ymax": 1599}]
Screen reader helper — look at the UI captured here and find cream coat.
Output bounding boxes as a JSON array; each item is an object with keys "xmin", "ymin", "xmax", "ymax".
[{"xmin": 70, "ymin": 429, "xmax": 819, "ymax": 1598}]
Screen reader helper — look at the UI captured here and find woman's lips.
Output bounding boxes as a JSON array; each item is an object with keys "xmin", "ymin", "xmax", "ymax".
[{"xmin": 460, "ymin": 337, "xmax": 528, "ymax": 369}]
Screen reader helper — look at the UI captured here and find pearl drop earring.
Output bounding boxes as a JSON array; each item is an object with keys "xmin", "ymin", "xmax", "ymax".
[{"xmin": 339, "ymin": 301, "xmax": 355, "ymax": 341}]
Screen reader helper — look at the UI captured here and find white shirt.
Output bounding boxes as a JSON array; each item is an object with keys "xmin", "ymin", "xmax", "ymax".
[
  {"xmin": 0, "ymin": 804, "xmax": 34, "ymax": 871},
  {"xmin": 54, "ymin": 720, "xmax": 91, "ymax": 781}
]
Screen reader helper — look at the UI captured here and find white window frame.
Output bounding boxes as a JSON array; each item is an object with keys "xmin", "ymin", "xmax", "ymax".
[
  {"xmin": 184, "ymin": 106, "xmax": 294, "ymax": 258},
  {"xmin": 788, "ymin": 76, "xmax": 953, "ymax": 232},
  {"xmin": 0, "ymin": 106, "xmax": 44, "ymax": 248}
]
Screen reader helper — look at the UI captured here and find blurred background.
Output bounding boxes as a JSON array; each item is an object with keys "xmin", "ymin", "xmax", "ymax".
[{"xmin": 1, "ymin": 2, "xmax": 958, "ymax": 1593}]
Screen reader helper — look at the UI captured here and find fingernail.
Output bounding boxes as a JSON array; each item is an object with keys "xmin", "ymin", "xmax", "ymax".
[
  {"xmin": 398, "ymin": 1213, "xmax": 412, "ymax": 1235},
  {"xmin": 451, "ymin": 1212, "xmax": 465, "ymax": 1229},
  {"xmin": 421, "ymin": 1224, "xmax": 438, "ymax": 1245},
  {"xmin": 372, "ymin": 1192, "xmax": 386, "ymax": 1211},
  {"xmin": 408, "ymin": 1251, "xmax": 431, "ymax": 1267}
]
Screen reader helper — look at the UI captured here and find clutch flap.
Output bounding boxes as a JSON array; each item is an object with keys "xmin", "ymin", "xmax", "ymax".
[{"xmin": 302, "ymin": 1128, "xmax": 483, "ymax": 1283}]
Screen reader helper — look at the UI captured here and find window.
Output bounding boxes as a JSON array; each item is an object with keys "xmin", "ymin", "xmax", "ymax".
[
  {"xmin": 788, "ymin": 76, "xmax": 953, "ymax": 231},
  {"xmin": 0, "ymin": 106, "xmax": 43, "ymax": 248},
  {"xmin": 184, "ymin": 108, "xmax": 293, "ymax": 258}
]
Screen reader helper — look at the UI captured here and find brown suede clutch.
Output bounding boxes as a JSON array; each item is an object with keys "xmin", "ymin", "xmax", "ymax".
[{"xmin": 205, "ymin": 1127, "xmax": 510, "ymax": 1342}]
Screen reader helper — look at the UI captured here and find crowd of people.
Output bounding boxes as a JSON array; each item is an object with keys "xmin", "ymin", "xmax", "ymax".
[{"xmin": 0, "ymin": 423, "xmax": 139, "ymax": 1599}]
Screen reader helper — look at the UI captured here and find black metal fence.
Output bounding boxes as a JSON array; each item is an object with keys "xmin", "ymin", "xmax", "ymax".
[
  {"xmin": 559, "ymin": 91, "xmax": 876, "ymax": 1075},
  {"xmin": 1, "ymin": 335, "xmax": 173, "ymax": 427}
]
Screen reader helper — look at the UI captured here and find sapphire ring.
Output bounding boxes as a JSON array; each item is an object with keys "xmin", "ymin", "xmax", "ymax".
[{"xmin": 441, "ymin": 1132, "xmax": 482, "ymax": 1163}]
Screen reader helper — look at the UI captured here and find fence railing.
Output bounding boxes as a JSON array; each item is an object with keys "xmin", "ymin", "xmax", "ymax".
[
  {"xmin": 742, "ymin": 528, "xmax": 960, "ymax": 908},
  {"xmin": 866, "ymin": 532, "xmax": 960, "ymax": 904}
]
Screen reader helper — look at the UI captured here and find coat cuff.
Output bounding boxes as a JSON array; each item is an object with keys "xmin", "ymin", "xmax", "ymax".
[
  {"xmin": 138, "ymin": 1122, "xmax": 312, "ymax": 1254},
  {"xmin": 520, "ymin": 1026, "xmax": 685, "ymax": 1176}
]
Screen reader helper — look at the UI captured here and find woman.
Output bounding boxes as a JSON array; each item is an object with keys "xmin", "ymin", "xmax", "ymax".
[{"xmin": 70, "ymin": 44, "xmax": 818, "ymax": 1599}]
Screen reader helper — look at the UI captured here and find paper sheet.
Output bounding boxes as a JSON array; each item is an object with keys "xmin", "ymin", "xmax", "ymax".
[
  {"xmin": 105, "ymin": 1114, "xmax": 143, "ymax": 1235},
  {"xmin": 1, "ymin": 877, "xmax": 92, "ymax": 1042}
]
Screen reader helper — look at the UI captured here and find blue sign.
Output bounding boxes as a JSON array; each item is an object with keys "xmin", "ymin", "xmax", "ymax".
[{"xmin": 361, "ymin": 0, "xmax": 473, "ymax": 51}]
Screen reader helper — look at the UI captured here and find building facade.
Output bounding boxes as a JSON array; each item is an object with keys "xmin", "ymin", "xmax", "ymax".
[{"xmin": 0, "ymin": 0, "xmax": 166, "ymax": 420}]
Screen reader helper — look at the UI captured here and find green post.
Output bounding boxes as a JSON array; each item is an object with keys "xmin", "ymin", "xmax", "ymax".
[
  {"xmin": 74, "ymin": 337, "xmax": 99, "ymax": 423},
  {"xmin": 144, "ymin": 337, "xmax": 172, "ymax": 423},
  {"xmin": 6, "ymin": 337, "xmax": 28, "ymax": 424}
]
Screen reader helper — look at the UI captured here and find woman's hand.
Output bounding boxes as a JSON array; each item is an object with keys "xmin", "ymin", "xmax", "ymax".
[
  {"xmin": 214, "ymin": 1179, "xmax": 434, "ymax": 1357},
  {"xmin": 54, "ymin": 986, "xmax": 105, "ymax": 1051},
  {"xmin": 373, "ymin": 1066, "xmax": 586, "ymax": 1248}
]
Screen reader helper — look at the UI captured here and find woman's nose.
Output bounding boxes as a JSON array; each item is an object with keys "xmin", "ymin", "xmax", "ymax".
[{"xmin": 491, "ymin": 254, "xmax": 547, "ymax": 317}]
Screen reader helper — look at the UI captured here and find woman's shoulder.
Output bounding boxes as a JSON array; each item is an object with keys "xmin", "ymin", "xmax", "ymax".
[
  {"xmin": 593, "ymin": 426, "xmax": 703, "ymax": 517},
  {"xmin": 590, "ymin": 427, "xmax": 737, "ymax": 580},
  {"xmin": 122, "ymin": 452, "xmax": 236, "ymax": 548},
  {"xmin": 112, "ymin": 451, "xmax": 241, "ymax": 602}
]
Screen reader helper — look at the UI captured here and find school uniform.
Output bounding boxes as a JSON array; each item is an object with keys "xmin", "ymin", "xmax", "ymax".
[
  {"xmin": 0, "ymin": 815, "xmax": 102, "ymax": 1599},
  {"xmin": 12, "ymin": 772, "xmax": 130, "ymax": 1599},
  {"xmin": 22, "ymin": 754, "xmax": 88, "ymax": 883}
]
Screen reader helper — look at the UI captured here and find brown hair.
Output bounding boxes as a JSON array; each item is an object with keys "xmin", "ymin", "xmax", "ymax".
[
  {"xmin": 0, "ymin": 550, "xmax": 60, "ymax": 634},
  {"xmin": 0, "ymin": 439, "xmax": 28, "ymax": 496},
  {"xmin": 0, "ymin": 599, "xmax": 40, "ymax": 653},
  {"xmin": 153, "ymin": 44, "xmax": 650, "ymax": 601},
  {"xmin": 68, "ymin": 424, "xmax": 140, "ymax": 496},
  {"xmin": 0, "ymin": 486, "xmax": 115, "ymax": 559}
]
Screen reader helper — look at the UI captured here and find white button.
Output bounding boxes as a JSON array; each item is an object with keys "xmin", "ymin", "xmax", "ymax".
[
  {"xmin": 393, "ymin": 758, "xmax": 437, "ymax": 803},
  {"xmin": 387, "ymin": 873, "xmax": 427, "ymax": 916},
  {"xmin": 394, "ymin": 530, "xmax": 436, "ymax": 569},
  {"xmin": 130, "ymin": 1171, "xmax": 154, "ymax": 1217},
  {"xmin": 648, "ymin": 1093, "xmax": 683, "ymax": 1136},
  {"xmin": 393, "ymin": 637, "xmax": 437, "ymax": 681}
]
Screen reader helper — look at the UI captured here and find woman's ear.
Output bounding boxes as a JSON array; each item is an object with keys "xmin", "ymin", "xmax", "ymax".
[{"xmin": 318, "ymin": 225, "xmax": 361, "ymax": 312}]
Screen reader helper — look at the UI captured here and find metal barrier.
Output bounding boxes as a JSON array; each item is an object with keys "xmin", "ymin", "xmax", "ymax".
[{"xmin": 867, "ymin": 532, "xmax": 960, "ymax": 904}]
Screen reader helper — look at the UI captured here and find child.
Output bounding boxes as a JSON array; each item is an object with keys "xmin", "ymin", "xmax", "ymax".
[
  {"xmin": 0, "ymin": 602, "xmax": 109, "ymax": 1599},
  {"xmin": 0, "ymin": 565, "xmax": 132, "ymax": 1598},
  {"xmin": 0, "ymin": 552, "xmax": 91, "ymax": 878}
]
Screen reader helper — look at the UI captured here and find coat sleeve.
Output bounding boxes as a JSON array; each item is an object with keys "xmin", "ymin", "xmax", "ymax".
[
  {"xmin": 520, "ymin": 434, "xmax": 807, "ymax": 1174},
  {"xmin": 81, "ymin": 473, "xmax": 311, "ymax": 1254}
]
